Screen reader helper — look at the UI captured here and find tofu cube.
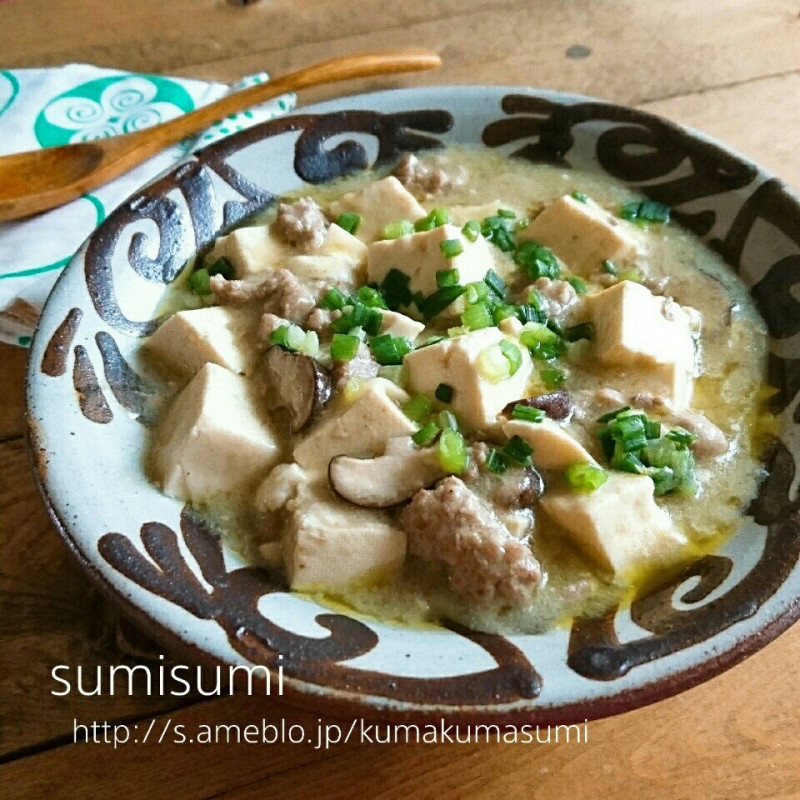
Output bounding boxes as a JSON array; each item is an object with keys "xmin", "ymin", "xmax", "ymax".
[
  {"xmin": 328, "ymin": 176, "xmax": 426, "ymax": 242},
  {"xmin": 540, "ymin": 473, "xmax": 687, "ymax": 576},
  {"xmin": 367, "ymin": 224, "xmax": 493, "ymax": 298},
  {"xmin": 502, "ymin": 418, "xmax": 596, "ymax": 471},
  {"xmin": 284, "ymin": 253, "xmax": 361, "ymax": 285},
  {"xmin": 285, "ymin": 482, "xmax": 406, "ymax": 590},
  {"xmin": 153, "ymin": 363, "xmax": 281, "ymax": 501},
  {"xmin": 206, "ymin": 225, "xmax": 291, "ymax": 279},
  {"xmin": 379, "ymin": 309, "xmax": 426, "ymax": 340},
  {"xmin": 404, "ymin": 328, "xmax": 533, "ymax": 432},
  {"xmin": 517, "ymin": 195, "xmax": 640, "ymax": 275},
  {"xmin": 582, "ymin": 281, "xmax": 698, "ymax": 408},
  {"xmin": 315, "ymin": 223, "xmax": 368, "ymax": 270},
  {"xmin": 293, "ymin": 378, "xmax": 417, "ymax": 468},
  {"xmin": 145, "ymin": 305, "xmax": 255, "ymax": 377}
]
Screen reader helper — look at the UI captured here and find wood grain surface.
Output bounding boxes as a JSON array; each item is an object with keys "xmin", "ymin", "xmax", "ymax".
[{"xmin": 1, "ymin": 2, "xmax": 799, "ymax": 798}]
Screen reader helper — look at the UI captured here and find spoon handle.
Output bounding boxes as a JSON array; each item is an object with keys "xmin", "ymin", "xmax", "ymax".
[{"xmin": 125, "ymin": 48, "xmax": 442, "ymax": 161}]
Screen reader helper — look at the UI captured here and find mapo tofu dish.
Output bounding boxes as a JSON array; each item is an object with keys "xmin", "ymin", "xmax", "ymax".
[{"xmin": 144, "ymin": 147, "xmax": 770, "ymax": 634}]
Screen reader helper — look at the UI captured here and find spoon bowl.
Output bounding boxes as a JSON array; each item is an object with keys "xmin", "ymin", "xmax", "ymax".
[{"xmin": 0, "ymin": 48, "xmax": 441, "ymax": 222}]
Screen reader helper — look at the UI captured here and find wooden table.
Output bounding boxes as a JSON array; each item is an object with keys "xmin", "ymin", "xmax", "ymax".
[{"xmin": 1, "ymin": 1, "xmax": 799, "ymax": 797}]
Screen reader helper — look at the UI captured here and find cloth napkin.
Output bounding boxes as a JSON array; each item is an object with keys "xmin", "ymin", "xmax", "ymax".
[{"xmin": 0, "ymin": 64, "xmax": 296, "ymax": 347}]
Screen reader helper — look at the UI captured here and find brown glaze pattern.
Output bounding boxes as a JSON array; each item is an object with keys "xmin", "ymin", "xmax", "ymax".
[
  {"xmin": 98, "ymin": 509, "xmax": 541, "ymax": 705},
  {"xmin": 41, "ymin": 307, "xmax": 82, "ymax": 377},
  {"xmin": 72, "ymin": 344, "xmax": 112, "ymax": 424}
]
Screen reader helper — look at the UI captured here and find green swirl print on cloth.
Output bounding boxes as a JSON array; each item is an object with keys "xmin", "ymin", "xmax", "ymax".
[
  {"xmin": 34, "ymin": 75, "xmax": 195, "ymax": 146},
  {"xmin": 0, "ymin": 71, "xmax": 20, "ymax": 119}
]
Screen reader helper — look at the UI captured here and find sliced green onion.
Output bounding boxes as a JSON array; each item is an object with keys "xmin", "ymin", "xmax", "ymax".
[
  {"xmin": 189, "ymin": 268, "xmax": 211, "ymax": 295},
  {"xmin": 379, "ymin": 268, "xmax": 413, "ymax": 309},
  {"xmin": 438, "ymin": 410, "xmax": 459, "ymax": 430},
  {"xmin": 481, "ymin": 215, "xmax": 516, "ymax": 252},
  {"xmin": 564, "ymin": 463, "xmax": 608, "ymax": 493},
  {"xmin": 270, "ymin": 323, "xmax": 306, "ymax": 352},
  {"xmin": 418, "ymin": 335, "xmax": 446, "ymax": 348},
  {"xmin": 597, "ymin": 405, "xmax": 631, "ymax": 423},
  {"xmin": 501, "ymin": 435, "xmax": 533, "ymax": 466},
  {"xmin": 570, "ymin": 191, "xmax": 589, "ymax": 203},
  {"xmin": 321, "ymin": 286, "xmax": 349, "ymax": 310},
  {"xmin": 403, "ymin": 394, "xmax": 433, "ymax": 423},
  {"xmin": 382, "ymin": 219, "xmax": 414, "ymax": 239},
  {"xmin": 437, "ymin": 427, "xmax": 468, "ymax": 474},
  {"xmin": 540, "ymin": 367, "xmax": 566, "ymax": 389},
  {"xmin": 418, "ymin": 285, "xmax": 467, "ymax": 320},
  {"xmin": 514, "ymin": 216, "xmax": 530, "ymax": 232},
  {"xmin": 207, "ymin": 256, "xmax": 234, "ymax": 279},
  {"xmin": 512, "ymin": 404, "xmax": 545, "ymax": 422},
  {"xmin": 439, "ymin": 238, "xmax": 464, "ymax": 259},
  {"xmin": 493, "ymin": 304, "xmax": 518, "ymax": 324},
  {"xmin": 645, "ymin": 419, "xmax": 662, "ymax": 440},
  {"xmin": 484, "ymin": 269, "xmax": 506, "ymax": 299},
  {"xmin": 435, "ymin": 383, "xmax": 454, "ymax": 403},
  {"xmin": 413, "ymin": 422, "xmax": 441, "ymax": 447},
  {"xmin": 335, "ymin": 212, "xmax": 361, "ymax": 235},
  {"xmin": 329, "ymin": 333, "xmax": 361, "ymax": 362},
  {"xmin": 619, "ymin": 200, "xmax": 670, "ymax": 224},
  {"xmin": 618, "ymin": 268, "xmax": 643, "ymax": 283},
  {"xmin": 369, "ymin": 334, "xmax": 413, "ymax": 365},
  {"xmin": 476, "ymin": 343, "xmax": 513, "ymax": 383},
  {"xmin": 356, "ymin": 285, "xmax": 388, "ymax": 309},
  {"xmin": 465, "ymin": 280, "xmax": 490, "ymax": 305},
  {"xmin": 436, "ymin": 268, "xmax": 460, "ymax": 288},
  {"xmin": 610, "ymin": 448, "xmax": 646, "ymax": 474},
  {"xmin": 499, "ymin": 340, "xmax": 523, "ymax": 376},
  {"xmin": 461, "ymin": 219, "xmax": 481, "ymax": 242},
  {"xmin": 520, "ymin": 323, "xmax": 566, "ymax": 360},
  {"xmin": 666, "ymin": 426, "xmax": 698, "ymax": 448},
  {"xmin": 377, "ymin": 364, "xmax": 407, "ymax": 387},
  {"xmin": 566, "ymin": 276, "xmax": 587, "ymax": 294},
  {"xmin": 414, "ymin": 207, "xmax": 451, "ymax": 232},
  {"xmin": 602, "ymin": 259, "xmax": 618, "ymax": 276},
  {"xmin": 485, "ymin": 448, "xmax": 507, "ymax": 474},
  {"xmin": 461, "ymin": 301, "xmax": 493, "ymax": 331},
  {"xmin": 514, "ymin": 241, "xmax": 560, "ymax": 280},
  {"xmin": 563, "ymin": 322, "xmax": 595, "ymax": 342},
  {"xmin": 497, "ymin": 208, "xmax": 516, "ymax": 219}
]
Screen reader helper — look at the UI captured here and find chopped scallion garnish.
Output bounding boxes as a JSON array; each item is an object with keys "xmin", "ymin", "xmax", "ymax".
[
  {"xmin": 485, "ymin": 448, "xmax": 507, "ymax": 474},
  {"xmin": 512, "ymin": 404, "xmax": 545, "ymax": 423},
  {"xmin": 436, "ymin": 268, "xmax": 460, "ymax": 288},
  {"xmin": 439, "ymin": 238, "xmax": 464, "ymax": 259},
  {"xmin": 566, "ymin": 276, "xmax": 587, "ymax": 294},
  {"xmin": 461, "ymin": 301, "xmax": 493, "ymax": 331},
  {"xmin": 437, "ymin": 427, "xmax": 468, "ymax": 474},
  {"xmin": 329, "ymin": 333, "xmax": 361, "ymax": 362},
  {"xmin": 403, "ymin": 394, "xmax": 433, "ymax": 423},
  {"xmin": 188, "ymin": 268, "xmax": 211, "ymax": 295},
  {"xmin": 412, "ymin": 422, "xmax": 441, "ymax": 448},
  {"xmin": 563, "ymin": 322, "xmax": 595, "ymax": 342},
  {"xmin": 438, "ymin": 410, "xmax": 459, "ymax": 430},
  {"xmin": 356, "ymin": 285, "xmax": 388, "ymax": 309},
  {"xmin": 270, "ymin": 324, "xmax": 307, "ymax": 352},
  {"xmin": 335, "ymin": 212, "xmax": 361, "ymax": 235},
  {"xmin": 484, "ymin": 269, "xmax": 506, "ymax": 299},
  {"xmin": 499, "ymin": 340, "xmax": 523, "ymax": 376},
  {"xmin": 382, "ymin": 219, "xmax": 414, "ymax": 239},
  {"xmin": 461, "ymin": 219, "xmax": 481, "ymax": 242},
  {"xmin": 501, "ymin": 435, "xmax": 533, "ymax": 466},
  {"xmin": 321, "ymin": 286, "xmax": 349, "ymax": 310},
  {"xmin": 520, "ymin": 323, "xmax": 566, "ymax": 360},
  {"xmin": 564, "ymin": 463, "xmax": 608, "ymax": 492},
  {"xmin": 570, "ymin": 191, "xmax": 589, "ymax": 203},
  {"xmin": 380, "ymin": 268, "xmax": 413, "ymax": 310},
  {"xmin": 435, "ymin": 383, "xmax": 454, "ymax": 403},
  {"xmin": 369, "ymin": 333, "xmax": 413, "ymax": 365},
  {"xmin": 619, "ymin": 200, "xmax": 670, "ymax": 224},
  {"xmin": 207, "ymin": 256, "xmax": 234, "ymax": 280},
  {"xmin": 514, "ymin": 241, "xmax": 560, "ymax": 280},
  {"xmin": 602, "ymin": 259, "xmax": 618, "ymax": 276},
  {"xmin": 540, "ymin": 367, "xmax": 566, "ymax": 389},
  {"xmin": 417, "ymin": 285, "xmax": 467, "ymax": 321},
  {"xmin": 414, "ymin": 207, "xmax": 451, "ymax": 232}
]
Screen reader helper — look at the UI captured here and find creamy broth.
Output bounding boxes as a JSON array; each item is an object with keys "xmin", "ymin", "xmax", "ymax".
[{"xmin": 146, "ymin": 146, "xmax": 770, "ymax": 635}]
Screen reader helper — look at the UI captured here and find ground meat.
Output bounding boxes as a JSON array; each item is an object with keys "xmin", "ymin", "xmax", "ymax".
[
  {"xmin": 644, "ymin": 275, "xmax": 670, "ymax": 295},
  {"xmin": 212, "ymin": 268, "xmax": 320, "ymax": 326},
  {"xmin": 257, "ymin": 312, "xmax": 287, "ymax": 344},
  {"xmin": 589, "ymin": 271, "xmax": 619, "ymax": 288},
  {"xmin": 210, "ymin": 274, "xmax": 273, "ymax": 305},
  {"xmin": 392, "ymin": 153, "xmax": 467, "ymax": 198},
  {"xmin": 400, "ymin": 477, "xmax": 542, "ymax": 606},
  {"xmin": 332, "ymin": 342, "xmax": 380, "ymax": 390},
  {"xmin": 306, "ymin": 307, "xmax": 336, "ymax": 334},
  {"xmin": 530, "ymin": 277, "xmax": 579, "ymax": 317},
  {"xmin": 271, "ymin": 197, "xmax": 329, "ymax": 251}
]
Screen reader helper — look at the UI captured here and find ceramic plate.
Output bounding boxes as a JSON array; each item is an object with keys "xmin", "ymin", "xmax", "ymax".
[{"xmin": 26, "ymin": 87, "xmax": 800, "ymax": 723}]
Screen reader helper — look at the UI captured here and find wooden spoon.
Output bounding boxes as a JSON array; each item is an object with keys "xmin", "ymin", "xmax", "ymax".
[{"xmin": 0, "ymin": 48, "xmax": 441, "ymax": 222}]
